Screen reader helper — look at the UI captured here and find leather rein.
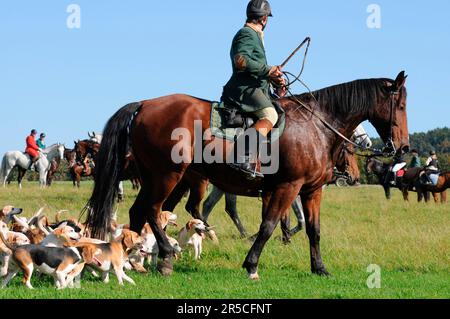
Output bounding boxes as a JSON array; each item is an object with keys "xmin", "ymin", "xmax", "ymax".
[{"xmin": 275, "ymin": 37, "xmax": 398, "ymax": 158}]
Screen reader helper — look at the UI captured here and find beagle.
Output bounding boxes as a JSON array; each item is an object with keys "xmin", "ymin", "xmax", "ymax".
[
  {"xmin": 0, "ymin": 230, "xmax": 83, "ymax": 289},
  {"xmin": 10, "ymin": 208, "xmax": 47, "ymax": 244},
  {"xmin": 0, "ymin": 206, "xmax": 23, "ymax": 224},
  {"xmin": 128, "ymin": 233, "xmax": 182, "ymax": 269},
  {"xmin": 39, "ymin": 221, "xmax": 81, "ymax": 248},
  {"xmin": 68, "ymin": 229, "xmax": 143, "ymax": 286},
  {"xmin": 0, "ymin": 221, "xmax": 30, "ymax": 277},
  {"xmin": 178, "ymin": 219, "xmax": 209, "ymax": 260},
  {"xmin": 112, "ymin": 211, "xmax": 178, "ymax": 239}
]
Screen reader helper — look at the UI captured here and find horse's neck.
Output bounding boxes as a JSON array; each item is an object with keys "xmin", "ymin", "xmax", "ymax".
[{"xmin": 44, "ymin": 147, "xmax": 59, "ymax": 162}]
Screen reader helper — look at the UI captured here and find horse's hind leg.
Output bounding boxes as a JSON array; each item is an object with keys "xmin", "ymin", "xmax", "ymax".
[
  {"xmin": 130, "ymin": 170, "xmax": 184, "ymax": 276},
  {"xmin": 432, "ymin": 192, "xmax": 439, "ymax": 203},
  {"xmin": 224, "ymin": 193, "xmax": 248, "ymax": 238},
  {"xmin": 302, "ymin": 188, "xmax": 329, "ymax": 276},
  {"xmin": 17, "ymin": 167, "xmax": 26, "ymax": 189},
  {"xmin": 243, "ymin": 183, "xmax": 301, "ymax": 279},
  {"xmin": 280, "ymin": 214, "xmax": 292, "ymax": 244}
]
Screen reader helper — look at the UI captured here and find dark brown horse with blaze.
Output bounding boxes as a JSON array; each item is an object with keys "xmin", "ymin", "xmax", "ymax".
[{"xmin": 85, "ymin": 72, "xmax": 409, "ymax": 279}]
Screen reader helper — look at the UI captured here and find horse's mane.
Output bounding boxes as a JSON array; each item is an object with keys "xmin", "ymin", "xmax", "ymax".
[
  {"xmin": 296, "ymin": 78, "xmax": 393, "ymax": 116},
  {"xmin": 42, "ymin": 143, "xmax": 59, "ymax": 152}
]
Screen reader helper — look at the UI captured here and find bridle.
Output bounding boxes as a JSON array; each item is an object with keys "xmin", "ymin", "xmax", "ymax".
[{"xmin": 275, "ymin": 37, "xmax": 400, "ymax": 159}]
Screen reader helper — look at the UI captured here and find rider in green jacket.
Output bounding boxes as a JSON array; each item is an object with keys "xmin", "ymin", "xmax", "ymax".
[{"xmin": 222, "ymin": 0, "xmax": 286, "ymax": 178}]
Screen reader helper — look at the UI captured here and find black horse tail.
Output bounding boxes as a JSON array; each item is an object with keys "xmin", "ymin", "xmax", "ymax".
[{"xmin": 83, "ymin": 102, "xmax": 142, "ymax": 239}]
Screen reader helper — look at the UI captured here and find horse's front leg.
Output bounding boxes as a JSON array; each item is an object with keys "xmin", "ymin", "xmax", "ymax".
[
  {"xmin": 301, "ymin": 187, "xmax": 330, "ymax": 276},
  {"xmin": 383, "ymin": 184, "xmax": 391, "ymax": 200},
  {"xmin": 184, "ymin": 181, "xmax": 207, "ymax": 221},
  {"xmin": 39, "ymin": 170, "xmax": 48, "ymax": 188},
  {"xmin": 243, "ymin": 182, "xmax": 301, "ymax": 280},
  {"xmin": 402, "ymin": 188, "xmax": 409, "ymax": 202}
]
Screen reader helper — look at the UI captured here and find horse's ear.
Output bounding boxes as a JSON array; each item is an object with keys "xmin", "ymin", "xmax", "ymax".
[{"xmin": 394, "ymin": 71, "xmax": 407, "ymax": 90}]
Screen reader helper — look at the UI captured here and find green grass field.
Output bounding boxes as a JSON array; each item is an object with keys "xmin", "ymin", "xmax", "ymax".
[{"xmin": 0, "ymin": 182, "xmax": 448, "ymax": 299}]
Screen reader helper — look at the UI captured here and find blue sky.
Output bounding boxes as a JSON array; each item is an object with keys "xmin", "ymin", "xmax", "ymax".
[{"xmin": 0, "ymin": 0, "xmax": 449, "ymax": 155}]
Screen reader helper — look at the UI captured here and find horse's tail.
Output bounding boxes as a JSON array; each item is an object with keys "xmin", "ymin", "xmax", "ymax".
[{"xmin": 83, "ymin": 102, "xmax": 142, "ymax": 239}]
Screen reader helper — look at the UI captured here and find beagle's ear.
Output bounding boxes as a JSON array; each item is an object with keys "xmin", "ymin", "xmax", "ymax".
[
  {"xmin": 1, "ymin": 206, "xmax": 12, "ymax": 216},
  {"xmin": 123, "ymin": 232, "xmax": 135, "ymax": 249},
  {"xmin": 53, "ymin": 228, "xmax": 64, "ymax": 236},
  {"xmin": 186, "ymin": 221, "xmax": 194, "ymax": 231}
]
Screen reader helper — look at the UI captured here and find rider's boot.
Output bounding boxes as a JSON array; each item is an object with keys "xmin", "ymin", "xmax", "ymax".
[
  {"xmin": 229, "ymin": 119, "xmax": 273, "ymax": 179},
  {"xmin": 28, "ymin": 157, "xmax": 38, "ymax": 171}
]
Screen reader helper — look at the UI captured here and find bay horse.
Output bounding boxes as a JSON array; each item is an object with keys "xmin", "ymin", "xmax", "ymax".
[
  {"xmin": 85, "ymin": 72, "xmax": 410, "ymax": 279},
  {"xmin": 416, "ymin": 172, "xmax": 449, "ymax": 203},
  {"xmin": 365, "ymin": 157, "xmax": 447, "ymax": 203},
  {"xmin": 74, "ymin": 140, "xmax": 141, "ymax": 190}
]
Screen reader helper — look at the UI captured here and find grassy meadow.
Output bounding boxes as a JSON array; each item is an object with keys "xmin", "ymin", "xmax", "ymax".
[{"xmin": 0, "ymin": 181, "xmax": 448, "ymax": 299}]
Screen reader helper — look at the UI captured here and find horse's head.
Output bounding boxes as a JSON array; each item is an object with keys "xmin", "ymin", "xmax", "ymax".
[
  {"xmin": 365, "ymin": 157, "xmax": 385, "ymax": 175},
  {"xmin": 57, "ymin": 144, "xmax": 65, "ymax": 160},
  {"xmin": 369, "ymin": 71, "xmax": 410, "ymax": 155},
  {"xmin": 353, "ymin": 125, "xmax": 372, "ymax": 149},
  {"xmin": 336, "ymin": 144, "xmax": 360, "ymax": 183}
]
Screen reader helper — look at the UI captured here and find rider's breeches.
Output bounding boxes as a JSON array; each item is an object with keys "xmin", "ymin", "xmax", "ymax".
[{"xmin": 254, "ymin": 107, "xmax": 278, "ymax": 127}]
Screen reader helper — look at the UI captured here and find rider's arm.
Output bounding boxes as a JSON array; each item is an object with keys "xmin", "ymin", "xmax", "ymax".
[{"xmin": 233, "ymin": 29, "xmax": 272, "ymax": 78}]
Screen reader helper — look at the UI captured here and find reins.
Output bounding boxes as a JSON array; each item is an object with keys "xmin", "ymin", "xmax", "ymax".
[{"xmin": 276, "ymin": 37, "xmax": 397, "ymax": 158}]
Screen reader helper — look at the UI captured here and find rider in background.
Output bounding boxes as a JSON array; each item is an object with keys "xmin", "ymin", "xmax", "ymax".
[
  {"xmin": 36, "ymin": 133, "xmax": 46, "ymax": 150},
  {"xmin": 423, "ymin": 151, "xmax": 440, "ymax": 185},
  {"xmin": 408, "ymin": 149, "xmax": 421, "ymax": 168},
  {"xmin": 25, "ymin": 129, "xmax": 40, "ymax": 170},
  {"xmin": 222, "ymin": 0, "xmax": 286, "ymax": 178},
  {"xmin": 387, "ymin": 151, "xmax": 407, "ymax": 186}
]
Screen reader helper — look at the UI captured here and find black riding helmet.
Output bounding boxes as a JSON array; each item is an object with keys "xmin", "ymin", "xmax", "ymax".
[{"xmin": 247, "ymin": 0, "xmax": 273, "ymax": 19}]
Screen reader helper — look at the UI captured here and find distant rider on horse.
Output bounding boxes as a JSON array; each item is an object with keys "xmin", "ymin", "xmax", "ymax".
[
  {"xmin": 36, "ymin": 133, "xmax": 46, "ymax": 150},
  {"xmin": 25, "ymin": 129, "xmax": 40, "ymax": 170},
  {"xmin": 408, "ymin": 149, "xmax": 421, "ymax": 168},
  {"xmin": 387, "ymin": 151, "xmax": 407, "ymax": 186},
  {"xmin": 222, "ymin": 0, "xmax": 286, "ymax": 178},
  {"xmin": 422, "ymin": 151, "xmax": 440, "ymax": 185}
]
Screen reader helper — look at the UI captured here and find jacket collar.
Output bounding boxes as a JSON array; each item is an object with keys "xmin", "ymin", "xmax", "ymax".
[{"xmin": 245, "ymin": 23, "xmax": 265, "ymax": 47}]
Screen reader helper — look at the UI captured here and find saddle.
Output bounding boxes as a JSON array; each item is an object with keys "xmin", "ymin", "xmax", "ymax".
[{"xmin": 210, "ymin": 100, "xmax": 286, "ymax": 142}]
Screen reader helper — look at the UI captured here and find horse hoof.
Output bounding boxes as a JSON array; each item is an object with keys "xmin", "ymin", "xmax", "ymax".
[
  {"xmin": 248, "ymin": 272, "xmax": 260, "ymax": 281},
  {"xmin": 313, "ymin": 268, "xmax": 331, "ymax": 277},
  {"xmin": 157, "ymin": 258, "xmax": 173, "ymax": 277}
]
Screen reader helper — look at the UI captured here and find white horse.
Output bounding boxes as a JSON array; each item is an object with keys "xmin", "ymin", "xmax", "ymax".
[
  {"xmin": 0, "ymin": 143, "xmax": 65, "ymax": 188},
  {"xmin": 88, "ymin": 132, "xmax": 103, "ymax": 144},
  {"xmin": 353, "ymin": 124, "xmax": 372, "ymax": 149}
]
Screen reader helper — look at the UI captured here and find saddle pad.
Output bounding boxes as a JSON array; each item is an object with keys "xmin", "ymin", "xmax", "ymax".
[{"xmin": 210, "ymin": 102, "xmax": 285, "ymax": 141}]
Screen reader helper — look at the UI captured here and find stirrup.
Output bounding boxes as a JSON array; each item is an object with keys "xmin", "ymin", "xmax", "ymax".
[{"xmin": 228, "ymin": 162, "xmax": 264, "ymax": 180}]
